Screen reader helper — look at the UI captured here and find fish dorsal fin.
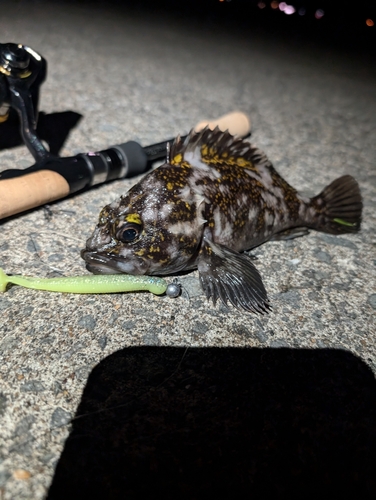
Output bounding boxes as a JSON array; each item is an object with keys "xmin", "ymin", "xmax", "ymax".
[{"xmin": 169, "ymin": 126, "xmax": 272, "ymax": 171}]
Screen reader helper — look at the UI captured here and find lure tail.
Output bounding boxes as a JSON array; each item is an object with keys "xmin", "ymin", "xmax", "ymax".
[
  {"xmin": 0, "ymin": 268, "xmax": 8, "ymax": 293},
  {"xmin": 310, "ymin": 175, "xmax": 362, "ymax": 235}
]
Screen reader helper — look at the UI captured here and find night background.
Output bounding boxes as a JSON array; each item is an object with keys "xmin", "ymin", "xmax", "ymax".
[{"xmin": 60, "ymin": 0, "xmax": 376, "ymax": 55}]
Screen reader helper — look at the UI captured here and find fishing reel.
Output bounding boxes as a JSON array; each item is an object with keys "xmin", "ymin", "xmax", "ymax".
[{"xmin": 0, "ymin": 42, "xmax": 49, "ymax": 161}]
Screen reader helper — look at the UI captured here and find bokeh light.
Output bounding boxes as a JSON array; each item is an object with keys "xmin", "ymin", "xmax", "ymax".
[
  {"xmin": 271, "ymin": 1, "xmax": 279, "ymax": 10},
  {"xmin": 366, "ymin": 19, "xmax": 374, "ymax": 27},
  {"xmin": 278, "ymin": 2, "xmax": 295, "ymax": 15},
  {"xmin": 315, "ymin": 9, "xmax": 325, "ymax": 19},
  {"xmin": 284, "ymin": 5, "xmax": 295, "ymax": 15}
]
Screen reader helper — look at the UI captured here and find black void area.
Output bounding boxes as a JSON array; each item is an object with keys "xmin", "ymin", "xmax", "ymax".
[
  {"xmin": 48, "ymin": 347, "xmax": 376, "ymax": 499},
  {"xmin": 49, "ymin": 0, "xmax": 376, "ymax": 56}
]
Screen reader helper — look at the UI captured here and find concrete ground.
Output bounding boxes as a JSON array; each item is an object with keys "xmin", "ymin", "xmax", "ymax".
[{"xmin": 0, "ymin": 1, "xmax": 375, "ymax": 498}]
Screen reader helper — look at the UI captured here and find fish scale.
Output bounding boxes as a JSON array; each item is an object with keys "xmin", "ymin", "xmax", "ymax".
[{"xmin": 82, "ymin": 127, "xmax": 362, "ymax": 313}]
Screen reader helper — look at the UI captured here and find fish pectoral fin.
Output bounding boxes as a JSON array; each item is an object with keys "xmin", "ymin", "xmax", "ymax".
[
  {"xmin": 197, "ymin": 238, "xmax": 271, "ymax": 314},
  {"xmin": 270, "ymin": 227, "xmax": 310, "ymax": 241}
]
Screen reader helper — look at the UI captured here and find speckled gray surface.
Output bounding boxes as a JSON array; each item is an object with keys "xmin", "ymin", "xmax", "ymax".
[{"xmin": 0, "ymin": 1, "xmax": 375, "ymax": 498}]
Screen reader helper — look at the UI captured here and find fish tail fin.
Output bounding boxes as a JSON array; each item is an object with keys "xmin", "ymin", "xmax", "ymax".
[{"xmin": 310, "ymin": 175, "xmax": 362, "ymax": 234}]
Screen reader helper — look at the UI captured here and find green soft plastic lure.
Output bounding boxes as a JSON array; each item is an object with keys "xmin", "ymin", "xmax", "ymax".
[
  {"xmin": 333, "ymin": 218, "xmax": 357, "ymax": 227},
  {"xmin": 0, "ymin": 268, "xmax": 171, "ymax": 296}
]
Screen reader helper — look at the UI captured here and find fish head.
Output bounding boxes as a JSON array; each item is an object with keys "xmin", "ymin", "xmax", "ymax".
[{"xmin": 81, "ymin": 168, "xmax": 206, "ymax": 276}]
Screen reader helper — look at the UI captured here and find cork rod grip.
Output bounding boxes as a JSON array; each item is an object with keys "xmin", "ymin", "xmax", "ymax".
[
  {"xmin": 194, "ymin": 111, "xmax": 251, "ymax": 137},
  {"xmin": 0, "ymin": 170, "xmax": 70, "ymax": 219}
]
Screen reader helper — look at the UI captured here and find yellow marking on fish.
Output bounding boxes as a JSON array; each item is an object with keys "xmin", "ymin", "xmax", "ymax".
[
  {"xmin": 201, "ymin": 148, "xmax": 258, "ymax": 174},
  {"xmin": 201, "ymin": 145, "xmax": 209, "ymax": 156},
  {"xmin": 157, "ymin": 258, "xmax": 170, "ymax": 265},
  {"xmin": 236, "ymin": 157, "xmax": 252, "ymax": 168},
  {"xmin": 125, "ymin": 213, "xmax": 142, "ymax": 225},
  {"xmin": 167, "ymin": 182, "xmax": 174, "ymax": 191},
  {"xmin": 135, "ymin": 249, "xmax": 145, "ymax": 256},
  {"xmin": 108, "ymin": 246, "xmax": 121, "ymax": 255},
  {"xmin": 172, "ymin": 153, "xmax": 183, "ymax": 164}
]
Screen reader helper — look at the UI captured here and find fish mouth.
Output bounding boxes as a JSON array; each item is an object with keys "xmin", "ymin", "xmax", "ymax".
[{"xmin": 81, "ymin": 249, "xmax": 148, "ymax": 275}]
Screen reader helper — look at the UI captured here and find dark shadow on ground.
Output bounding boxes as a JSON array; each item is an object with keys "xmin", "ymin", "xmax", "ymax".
[
  {"xmin": 47, "ymin": 346, "xmax": 376, "ymax": 499},
  {"xmin": 0, "ymin": 110, "xmax": 82, "ymax": 156}
]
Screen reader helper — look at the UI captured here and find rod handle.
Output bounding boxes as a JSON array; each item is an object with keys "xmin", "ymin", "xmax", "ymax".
[
  {"xmin": 0, "ymin": 170, "xmax": 70, "ymax": 219},
  {"xmin": 194, "ymin": 111, "xmax": 251, "ymax": 136}
]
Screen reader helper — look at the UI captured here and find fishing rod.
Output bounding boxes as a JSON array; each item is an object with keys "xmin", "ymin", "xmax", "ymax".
[{"xmin": 0, "ymin": 43, "xmax": 250, "ymax": 220}]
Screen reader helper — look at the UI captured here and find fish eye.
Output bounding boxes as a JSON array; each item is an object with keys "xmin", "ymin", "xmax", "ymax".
[{"xmin": 116, "ymin": 223, "xmax": 142, "ymax": 243}]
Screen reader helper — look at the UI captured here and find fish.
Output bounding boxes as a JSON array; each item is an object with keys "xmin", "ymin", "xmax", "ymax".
[{"xmin": 81, "ymin": 127, "xmax": 363, "ymax": 313}]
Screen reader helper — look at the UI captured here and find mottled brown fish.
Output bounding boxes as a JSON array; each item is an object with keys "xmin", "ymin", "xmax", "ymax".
[{"xmin": 81, "ymin": 127, "xmax": 362, "ymax": 313}]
